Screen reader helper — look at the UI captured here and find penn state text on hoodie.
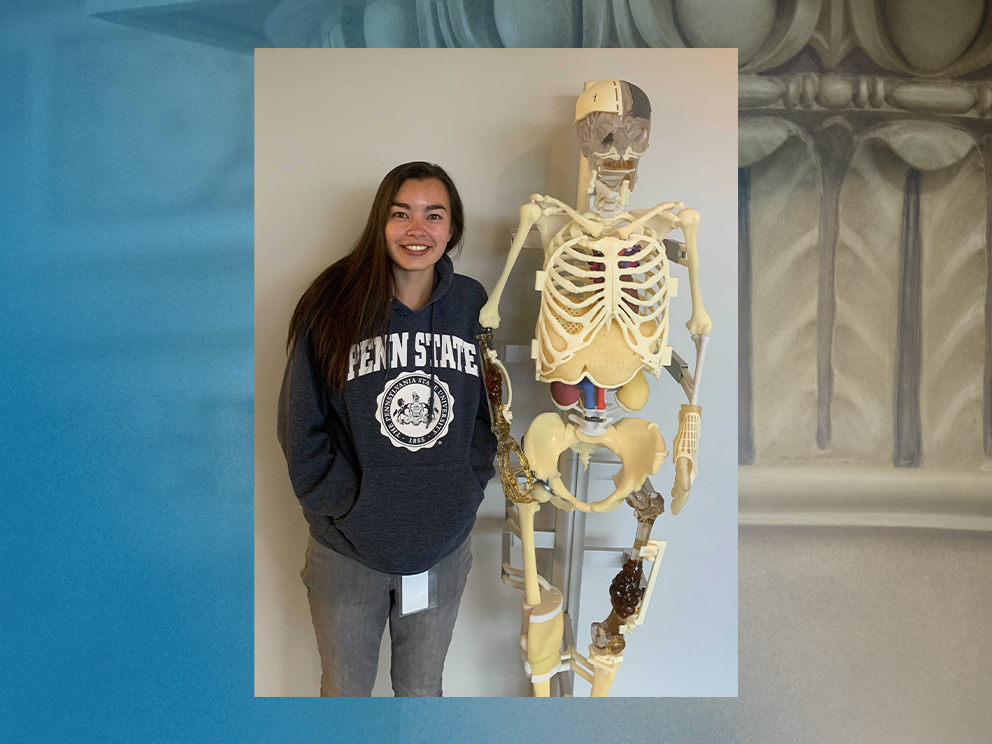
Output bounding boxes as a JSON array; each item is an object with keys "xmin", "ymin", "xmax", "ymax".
[{"xmin": 278, "ymin": 255, "xmax": 498, "ymax": 575}]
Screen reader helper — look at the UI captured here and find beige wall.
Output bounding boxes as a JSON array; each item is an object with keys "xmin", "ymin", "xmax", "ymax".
[
  {"xmin": 255, "ymin": 48, "xmax": 738, "ymax": 696},
  {"xmin": 740, "ymin": 525, "xmax": 992, "ymax": 742}
]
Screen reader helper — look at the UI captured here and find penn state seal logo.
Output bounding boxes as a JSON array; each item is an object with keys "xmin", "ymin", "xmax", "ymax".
[{"xmin": 376, "ymin": 371, "xmax": 454, "ymax": 451}]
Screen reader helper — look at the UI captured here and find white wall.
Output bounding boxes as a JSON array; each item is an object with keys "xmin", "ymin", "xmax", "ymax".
[{"xmin": 255, "ymin": 48, "xmax": 737, "ymax": 696}]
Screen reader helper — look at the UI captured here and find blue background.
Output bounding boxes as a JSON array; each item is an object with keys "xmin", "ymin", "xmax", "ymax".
[{"xmin": 1, "ymin": 3, "xmax": 748, "ymax": 741}]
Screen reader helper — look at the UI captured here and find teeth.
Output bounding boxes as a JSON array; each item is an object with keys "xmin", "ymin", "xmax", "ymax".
[
  {"xmin": 605, "ymin": 159, "xmax": 632, "ymax": 170},
  {"xmin": 404, "ymin": 245, "xmax": 429, "ymax": 252}
]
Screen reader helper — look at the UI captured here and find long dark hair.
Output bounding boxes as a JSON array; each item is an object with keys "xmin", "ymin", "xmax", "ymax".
[{"xmin": 287, "ymin": 162, "xmax": 465, "ymax": 391}]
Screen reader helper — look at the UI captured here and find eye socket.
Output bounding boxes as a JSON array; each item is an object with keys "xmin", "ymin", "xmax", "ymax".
[{"xmin": 628, "ymin": 121, "xmax": 649, "ymax": 142}]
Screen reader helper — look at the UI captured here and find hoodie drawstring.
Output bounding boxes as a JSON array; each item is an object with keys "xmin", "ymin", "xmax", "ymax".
[
  {"xmin": 428, "ymin": 303, "xmax": 435, "ymax": 422},
  {"xmin": 385, "ymin": 264, "xmax": 442, "ymax": 425}
]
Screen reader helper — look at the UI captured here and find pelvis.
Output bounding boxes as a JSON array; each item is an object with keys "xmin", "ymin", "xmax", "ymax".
[{"xmin": 523, "ymin": 412, "xmax": 667, "ymax": 513}]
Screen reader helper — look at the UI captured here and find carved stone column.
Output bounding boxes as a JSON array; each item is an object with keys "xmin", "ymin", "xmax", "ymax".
[{"xmin": 739, "ymin": 0, "xmax": 992, "ymax": 528}]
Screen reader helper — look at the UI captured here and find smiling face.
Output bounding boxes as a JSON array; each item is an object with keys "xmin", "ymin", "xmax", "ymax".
[{"xmin": 384, "ymin": 177, "xmax": 453, "ymax": 277}]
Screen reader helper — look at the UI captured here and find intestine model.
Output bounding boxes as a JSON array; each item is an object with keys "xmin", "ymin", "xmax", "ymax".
[{"xmin": 477, "ymin": 79, "xmax": 713, "ymax": 697}]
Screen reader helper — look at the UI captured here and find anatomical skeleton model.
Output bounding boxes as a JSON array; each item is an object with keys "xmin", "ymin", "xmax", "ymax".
[{"xmin": 477, "ymin": 79, "xmax": 713, "ymax": 697}]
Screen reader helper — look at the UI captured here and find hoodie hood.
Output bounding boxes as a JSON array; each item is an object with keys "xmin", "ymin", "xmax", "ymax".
[{"xmin": 392, "ymin": 253, "xmax": 455, "ymax": 316}]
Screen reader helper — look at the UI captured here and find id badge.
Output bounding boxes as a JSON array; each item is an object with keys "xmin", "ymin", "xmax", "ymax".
[{"xmin": 397, "ymin": 569, "xmax": 438, "ymax": 617}]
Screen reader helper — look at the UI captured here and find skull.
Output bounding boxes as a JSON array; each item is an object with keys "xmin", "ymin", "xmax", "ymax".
[{"xmin": 575, "ymin": 80, "xmax": 651, "ymax": 191}]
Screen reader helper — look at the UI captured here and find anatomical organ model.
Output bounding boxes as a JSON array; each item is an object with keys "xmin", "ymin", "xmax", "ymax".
[{"xmin": 477, "ymin": 80, "xmax": 713, "ymax": 697}]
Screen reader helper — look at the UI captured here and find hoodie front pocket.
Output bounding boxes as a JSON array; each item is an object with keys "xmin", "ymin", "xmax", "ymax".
[{"xmin": 335, "ymin": 459, "xmax": 484, "ymax": 572}]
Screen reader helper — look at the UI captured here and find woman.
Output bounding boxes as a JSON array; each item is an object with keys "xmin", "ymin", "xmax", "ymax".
[{"xmin": 277, "ymin": 162, "xmax": 497, "ymax": 696}]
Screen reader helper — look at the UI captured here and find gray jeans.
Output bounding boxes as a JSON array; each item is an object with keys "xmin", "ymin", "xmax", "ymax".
[{"xmin": 300, "ymin": 533, "xmax": 472, "ymax": 697}]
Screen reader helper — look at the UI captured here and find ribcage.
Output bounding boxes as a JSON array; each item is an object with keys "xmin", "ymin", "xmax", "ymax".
[{"xmin": 537, "ymin": 228, "xmax": 674, "ymax": 376}]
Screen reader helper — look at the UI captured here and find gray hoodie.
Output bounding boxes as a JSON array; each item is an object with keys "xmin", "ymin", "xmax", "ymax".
[{"xmin": 277, "ymin": 255, "xmax": 497, "ymax": 574}]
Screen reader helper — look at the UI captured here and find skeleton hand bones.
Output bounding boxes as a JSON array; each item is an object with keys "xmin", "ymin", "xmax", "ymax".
[
  {"xmin": 671, "ymin": 458, "xmax": 692, "ymax": 515},
  {"xmin": 669, "ymin": 332, "xmax": 709, "ymax": 514}
]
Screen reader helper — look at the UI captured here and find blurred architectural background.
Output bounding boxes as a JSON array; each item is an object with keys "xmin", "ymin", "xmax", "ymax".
[
  {"xmin": 2, "ymin": 5, "xmax": 254, "ymax": 735},
  {"xmin": 1, "ymin": 0, "xmax": 989, "ymax": 738}
]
